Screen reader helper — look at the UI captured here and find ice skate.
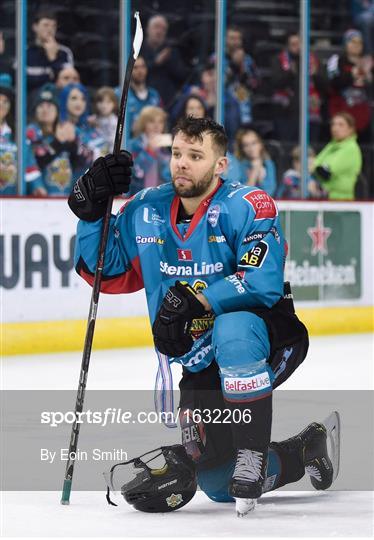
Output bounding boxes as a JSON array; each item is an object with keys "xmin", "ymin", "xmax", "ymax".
[
  {"xmin": 275, "ymin": 411, "xmax": 340, "ymax": 490},
  {"xmin": 299, "ymin": 411, "xmax": 340, "ymax": 490},
  {"xmin": 229, "ymin": 448, "xmax": 267, "ymax": 516}
]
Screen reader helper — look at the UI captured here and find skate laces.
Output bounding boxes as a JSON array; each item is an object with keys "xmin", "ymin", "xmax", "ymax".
[{"xmin": 233, "ymin": 450, "xmax": 263, "ymax": 482}]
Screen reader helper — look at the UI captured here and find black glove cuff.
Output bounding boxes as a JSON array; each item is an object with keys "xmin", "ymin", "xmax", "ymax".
[
  {"xmin": 175, "ymin": 281, "xmax": 206, "ymax": 317},
  {"xmin": 68, "ymin": 176, "xmax": 107, "ymax": 222}
]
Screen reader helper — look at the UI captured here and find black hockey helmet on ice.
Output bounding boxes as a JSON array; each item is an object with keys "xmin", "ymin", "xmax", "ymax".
[{"xmin": 105, "ymin": 444, "xmax": 197, "ymax": 513}]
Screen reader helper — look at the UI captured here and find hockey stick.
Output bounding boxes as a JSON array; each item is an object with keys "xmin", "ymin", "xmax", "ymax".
[{"xmin": 60, "ymin": 12, "xmax": 143, "ymax": 505}]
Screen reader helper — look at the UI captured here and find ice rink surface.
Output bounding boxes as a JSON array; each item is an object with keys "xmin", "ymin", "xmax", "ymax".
[{"xmin": 1, "ymin": 333, "xmax": 373, "ymax": 538}]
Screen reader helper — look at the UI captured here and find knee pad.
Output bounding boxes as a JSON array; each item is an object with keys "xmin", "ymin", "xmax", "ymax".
[
  {"xmin": 212, "ymin": 312, "xmax": 274, "ymax": 402},
  {"xmin": 213, "ymin": 312, "xmax": 270, "ymax": 370},
  {"xmin": 220, "ymin": 358, "xmax": 274, "ymax": 403}
]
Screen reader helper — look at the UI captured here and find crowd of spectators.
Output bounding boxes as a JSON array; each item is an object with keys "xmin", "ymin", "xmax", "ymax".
[{"xmin": 0, "ymin": 5, "xmax": 373, "ymax": 200}]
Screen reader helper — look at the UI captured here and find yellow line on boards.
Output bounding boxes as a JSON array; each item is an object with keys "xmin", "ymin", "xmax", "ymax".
[{"xmin": 2, "ymin": 307, "xmax": 373, "ymax": 356}]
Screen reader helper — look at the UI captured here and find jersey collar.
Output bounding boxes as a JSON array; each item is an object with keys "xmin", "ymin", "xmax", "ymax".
[{"xmin": 170, "ymin": 179, "xmax": 223, "ymax": 241}]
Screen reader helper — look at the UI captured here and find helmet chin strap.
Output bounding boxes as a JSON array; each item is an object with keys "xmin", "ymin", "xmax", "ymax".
[{"xmin": 106, "ymin": 487, "xmax": 117, "ymax": 506}]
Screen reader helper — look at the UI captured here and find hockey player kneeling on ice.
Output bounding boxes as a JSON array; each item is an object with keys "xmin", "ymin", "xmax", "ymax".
[{"xmin": 69, "ymin": 117, "xmax": 340, "ymax": 516}]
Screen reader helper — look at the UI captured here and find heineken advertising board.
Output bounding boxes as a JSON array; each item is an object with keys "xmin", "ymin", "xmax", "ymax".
[
  {"xmin": 2, "ymin": 200, "xmax": 369, "ymax": 325},
  {"xmin": 280, "ymin": 210, "xmax": 361, "ymax": 301}
]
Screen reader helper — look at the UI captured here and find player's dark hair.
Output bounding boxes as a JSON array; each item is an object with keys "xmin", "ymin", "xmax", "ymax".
[{"xmin": 173, "ymin": 116, "xmax": 228, "ymax": 156}]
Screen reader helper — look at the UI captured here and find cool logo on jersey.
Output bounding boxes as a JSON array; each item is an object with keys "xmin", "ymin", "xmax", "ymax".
[
  {"xmin": 243, "ymin": 190, "xmax": 278, "ymax": 220},
  {"xmin": 239, "ymin": 241, "xmax": 268, "ymax": 269},
  {"xmin": 136, "ymin": 235, "xmax": 165, "ymax": 245},
  {"xmin": 160, "ymin": 261, "xmax": 224, "ymax": 276},
  {"xmin": 224, "ymin": 372, "xmax": 271, "ymax": 394}
]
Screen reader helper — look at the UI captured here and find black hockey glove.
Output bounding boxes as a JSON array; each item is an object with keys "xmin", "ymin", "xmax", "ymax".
[
  {"xmin": 152, "ymin": 281, "xmax": 206, "ymax": 357},
  {"xmin": 68, "ymin": 151, "xmax": 133, "ymax": 221}
]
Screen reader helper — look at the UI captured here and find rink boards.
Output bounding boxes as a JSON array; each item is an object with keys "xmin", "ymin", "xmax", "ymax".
[{"xmin": 2, "ymin": 198, "xmax": 373, "ymax": 355}]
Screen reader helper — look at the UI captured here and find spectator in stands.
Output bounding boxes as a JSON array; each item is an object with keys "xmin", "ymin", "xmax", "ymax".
[
  {"xmin": 59, "ymin": 83, "xmax": 106, "ymax": 176},
  {"xmin": 0, "ymin": 31, "xmax": 13, "ymax": 77},
  {"xmin": 173, "ymin": 94, "xmax": 209, "ymax": 125},
  {"xmin": 0, "ymin": 73, "xmax": 42, "ymax": 195},
  {"xmin": 89, "ymin": 87, "xmax": 118, "ymax": 150},
  {"xmin": 224, "ymin": 26, "xmax": 260, "ymax": 126},
  {"xmin": 233, "ymin": 128, "xmax": 277, "ymax": 196},
  {"xmin": 271, "ymin": 31, "xmax": 327, "ymax": 142},
  {"xmin": 27, "ymin": 9, "xmax": 74, "ymax": 94},
  {"xmin": 141, "ymin": 15, "xmax": 190, "ymax": 109},
  {"xmin": 26, "ymin": 84, "xmax": 89, "ymax": 196},
  {"xmin": 171, "ymin": 62, "xmax": 241, "ymax": 149},
  {"xmin": 55, "ymin": 65, "xmax": 80, "ymax": 91},
  {"xmin": 128, "ymin": 105, "xmax": 171, "ymax": 194},
  {"xmin": 313, "ymin": 112, "xmax": 362, "ymax": 200},
  {"xmin": 327, "ymin": 29, "xmax": 373, "ymax": 140},
  {"xmin": 277, "ymin": 145, "xmax": 326, "ymax": 199},
  {"xmin": 128, "ymin": 56, "xmax": 162, "ymax": 135},
  {"xmin": 351, "ymin": 0, "xmax": 374, "ymax": 54},
  {"xmin": 182, "ymin": 95, "xmax": 208, "ymax": 118}
]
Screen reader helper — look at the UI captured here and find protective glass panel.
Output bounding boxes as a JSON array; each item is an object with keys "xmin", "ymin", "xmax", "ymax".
[
  {"xmin": 310, "ymin": 0, "xmax": 374, "ymax": 201},
  {"xmin": 128, "ymin": 1, "xmax": 216, "ymax": 195},
  {"xmin": 0, "ymin": 1, "xmax": 17, "ymax": 195},
  {"xmin": 25, "ymin": 0, "xmax": 120, "ymax": 196}
]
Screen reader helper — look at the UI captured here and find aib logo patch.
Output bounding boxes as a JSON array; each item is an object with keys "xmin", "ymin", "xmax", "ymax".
[
  {"xmin": 239, "ymin": 241, "xmax": 269, "ymax": 269},
  {"xmin": 177, "ymin": 249, "xmax": 193, "ymax": 261}
]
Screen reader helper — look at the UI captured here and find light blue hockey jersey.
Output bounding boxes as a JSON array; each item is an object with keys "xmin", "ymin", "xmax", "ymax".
[{"xmin": 75, "ymin": 179, "xmax": 286, "ymax": 374}]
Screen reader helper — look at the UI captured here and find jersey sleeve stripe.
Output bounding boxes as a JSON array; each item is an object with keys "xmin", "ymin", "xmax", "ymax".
[{"xmin": 76, "ymin": 255, "xmax": 144, "ymax": 294}]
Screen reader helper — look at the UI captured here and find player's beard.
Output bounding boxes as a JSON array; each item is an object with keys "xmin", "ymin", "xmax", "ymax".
[{"xmin": 172, "ymin": 164, "xmax": 216, "ymax": 198}]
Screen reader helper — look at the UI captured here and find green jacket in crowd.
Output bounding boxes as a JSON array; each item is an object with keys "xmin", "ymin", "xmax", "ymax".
[{"xmin": 314, "ymin": 135, "xmax": 362, "ymax": 200}]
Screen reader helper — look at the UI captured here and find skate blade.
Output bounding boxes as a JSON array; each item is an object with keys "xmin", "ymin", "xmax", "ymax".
[
  {"xmin": 322, "ymin": 411, "xmax": 341, "ymax": 483},
  {"xmin": 235, "ymin": 498, "xmax": 256, "ymax": 517}
]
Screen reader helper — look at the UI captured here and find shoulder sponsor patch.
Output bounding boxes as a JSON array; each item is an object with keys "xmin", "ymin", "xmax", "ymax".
[
  {"xmin": 242, "ymin": 232, "xmax": 267, "ymax": 244},
  {"xmin": 242, "ymin": 227, "xmax": 280, "ymax": 245},
  {"xmin": 239, "ymin": 241, "xmax": 269, "ymax": 268},
  {"xmin": 243, "ymin": 189, "xmax": 278, "ymax": 220}
]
